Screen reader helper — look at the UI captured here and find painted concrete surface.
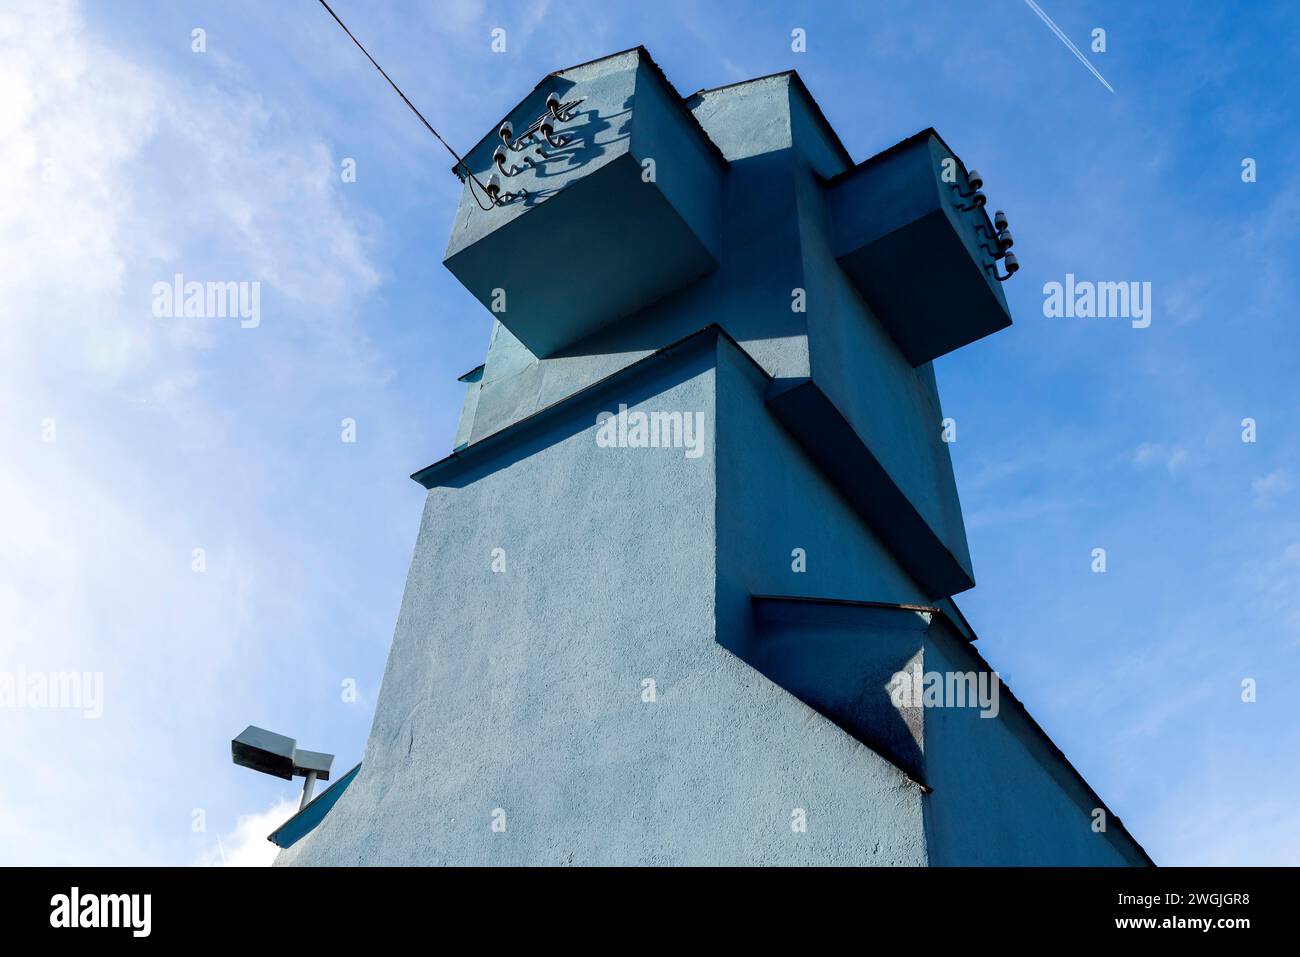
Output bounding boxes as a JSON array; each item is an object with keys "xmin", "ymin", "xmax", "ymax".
[
  {"xmin": 922, "ymin": 625, "xmax": 1148, "ymax": 866},
  {"xmin": 453, "ymin": 58, "xmax": 972, "ymax": 601},
  {"xmin": 276, "ymin": 49, "xmax": 1151, "ymax": 866},
  {"xmin": 748, "ymin": 596, "xmax": 1149, "ymax": 866},
  {"xmin": 443, "ymin": 52, "xmax": 723, "ymax": 358},
  {"xmin": 278, "ymin": 330, "xmax": 1148, "ymax": 865},
  {"xmin": 278, "ymin": 334, "xmax": 929, "ymax": 865}
]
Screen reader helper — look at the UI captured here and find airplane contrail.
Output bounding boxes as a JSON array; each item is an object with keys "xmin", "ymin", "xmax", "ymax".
[{"xmin": 1023, "ymin": 0, "xmax": 1115, "ymax": 93}]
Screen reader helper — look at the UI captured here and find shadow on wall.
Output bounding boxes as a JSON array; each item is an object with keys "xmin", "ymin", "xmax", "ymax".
[
  {"xmin": 732, "ymin": 598, "xmax": 930, "ymax": 783},
  {"xmin": 546, "ymin": 149, "xmax": 811, "ymax": 360},
  {"xmin": 521, "ymin": 100, "xmax": 626, "ymax": 207}
]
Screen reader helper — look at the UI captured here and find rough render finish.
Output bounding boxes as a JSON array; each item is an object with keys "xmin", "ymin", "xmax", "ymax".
[
  {"xmin": 276, "ymin": 51, "xmax": 1151, "ymax": 866},
  {"xmin": 456, "ymin": 64, "xmax": 972, "ymax": 592},
  {"xmin": 278, "ymin": 336, "xmax": 930, "ymax": 865},
  {"xmin": 278, "ymin": 333, "xmax": 1147, "ymax": 866}
]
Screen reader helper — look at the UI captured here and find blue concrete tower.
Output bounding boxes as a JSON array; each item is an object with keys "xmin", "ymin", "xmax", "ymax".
[{"xmin": 275, "ymin": 48, "xmax": 1150, "ymax": 866}]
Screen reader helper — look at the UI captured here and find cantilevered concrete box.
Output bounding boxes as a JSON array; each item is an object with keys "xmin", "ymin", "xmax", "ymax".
[
  {"xmin": 764, "ymin": 376, "xmax": 974, "ymax": 599},
  {"xmin": 443, "ymin": 49, "xmax": 726, "ymax": 358},
  {"xmin": 828, "ymin": 131, "xmax": 1011, "ymax": 366}
]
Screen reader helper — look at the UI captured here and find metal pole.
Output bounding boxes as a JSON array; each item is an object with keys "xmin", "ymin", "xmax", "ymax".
[{"xmin": 299, "ymin": 770, "xmax": 318, "ymax": 810}]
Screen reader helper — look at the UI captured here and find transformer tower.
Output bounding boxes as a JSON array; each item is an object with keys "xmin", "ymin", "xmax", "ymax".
[{"xmin": 274, "ymin": 48, "xmax": 1149, "ymax": 866}]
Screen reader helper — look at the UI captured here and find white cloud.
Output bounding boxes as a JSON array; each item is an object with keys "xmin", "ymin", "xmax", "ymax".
[
  {"xmin": 197, "ymin": 796, "xmax": 299, "ymax": 867},
  {"xmin": 0, "ymin": 0, "xmax": 383, "ymax": 864},
  {"xmin": 1250, "ymin": 468, "xmax": 1293, "ymax": 502},
  {"xmin": 0, "ymin": 0, "xmax": 383, "ymax": 411},
  {"xmin": 1132, "ymin": 441, "xmax": 1191, "ymax": 475},
  {"xmin": 1240, "ymin": 542, "xmax": 1300, "ymax": 636}
]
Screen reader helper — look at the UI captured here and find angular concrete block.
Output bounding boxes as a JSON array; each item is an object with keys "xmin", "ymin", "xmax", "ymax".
[
  {"xmin": 829, "ymin": 130, "xmax": 1011, "ymax": 366},
  {"xmin": 443, "ymin": 50, "xmax": 725, "ymax": 357},
  {"xmin": 746, "ymin": 597, "xmax": 932, "ymax": 784},
  {"xmin": 764, "ymin": 375, "xmax": 975, "ymax": 599}
]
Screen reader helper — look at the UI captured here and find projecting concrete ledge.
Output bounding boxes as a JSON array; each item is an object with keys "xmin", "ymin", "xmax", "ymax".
[
  {"xmin": 764, "ymin": 377, "xmax": 975, "ymax": 601},
  {"xmin": 411, "ymin": 323, "xmax": 765, "ymax": 490},
  {"xmin": 416, "ymin": 330, "xmax": 975, "ymax": 606},
  {"xmin": 826, "ymin": 129, "xmax": 1012, "ymax": 366}
]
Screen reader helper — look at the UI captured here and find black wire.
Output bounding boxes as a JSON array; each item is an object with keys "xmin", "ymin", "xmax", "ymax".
[{"xmin": 315, "ymin": 0, "xmax": 495, "ymax": 210}]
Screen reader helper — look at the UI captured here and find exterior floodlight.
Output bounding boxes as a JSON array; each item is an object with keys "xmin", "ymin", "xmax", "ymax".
[
  {"xmin": 993, "ymin": 209, "xmax": 1009, "ymax": 232},
  {"xmin": 232, "ymin": 725, "xmax": 335, "ymax": 810}
]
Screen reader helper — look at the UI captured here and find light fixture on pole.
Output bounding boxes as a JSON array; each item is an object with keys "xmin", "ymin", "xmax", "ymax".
[{"xmin": 231, "ymin": 725, "xmax": 335, "ymax": 810}]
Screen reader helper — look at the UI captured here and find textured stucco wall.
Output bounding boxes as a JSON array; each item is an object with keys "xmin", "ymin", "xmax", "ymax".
[
  {"xmin": 792, "ymin": 137, "xmax": 973, "ymax": 585},
  {"xmin": 713, "ymin": 335, "xmax": 928, "ymax": 649},
  {"xmin": 741, "ymin": 596, "xmax": 1148, "ymax": 866},
  {"xmin": 275, "ymin": 52, "xmax": 1151, "ymax": 866},
  {"xmin": 443, "ymin": 52, "xmax": 637, "ymax": 260},
  {"xmin": 454, "ymin": 67, "xmax": 970, "ymax": 597},
  {"xmin": 461, "ymin": 72, "xmax": 812, "ymax": 449},
  {"xmin": 921, "ymin": 625, "xmax": 1148, "ymax": 866},
  {"xmin": 278, "ymin": 336, "xmax": 929, "ymax": 865}
]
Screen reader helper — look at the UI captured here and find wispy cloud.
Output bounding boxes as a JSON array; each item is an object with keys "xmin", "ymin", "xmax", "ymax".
[
  {"xmin": 0, "ymin": 0, "xmax": 383, "ymax": 864},
  {"xmin": 1132, "ymin": 442, "xmax": 1192, "ymax": 475},
  {"xmin": 197, "ymin": 796, "xmax": 298, "ymax": 866},
  {"xmin": 1250, "ymin": 468, "xmax": 1294, "ymax": 502}
]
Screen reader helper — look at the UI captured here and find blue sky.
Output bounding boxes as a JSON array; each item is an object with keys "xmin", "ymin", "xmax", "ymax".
[{"xmin": 1, "ymin": 0, "xmax": 1296, "ymax": 865}]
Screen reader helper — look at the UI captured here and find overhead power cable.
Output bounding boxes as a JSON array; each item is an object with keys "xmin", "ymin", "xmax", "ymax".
[{"xmin": 315, "ymin": 0, "xmax": 496, "ymax": 210}]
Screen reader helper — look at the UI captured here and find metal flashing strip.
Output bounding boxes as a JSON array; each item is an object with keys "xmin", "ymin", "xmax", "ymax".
[{"xmin": 267, "ymin": 762, "xmax": 362, "ymax": 850}]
